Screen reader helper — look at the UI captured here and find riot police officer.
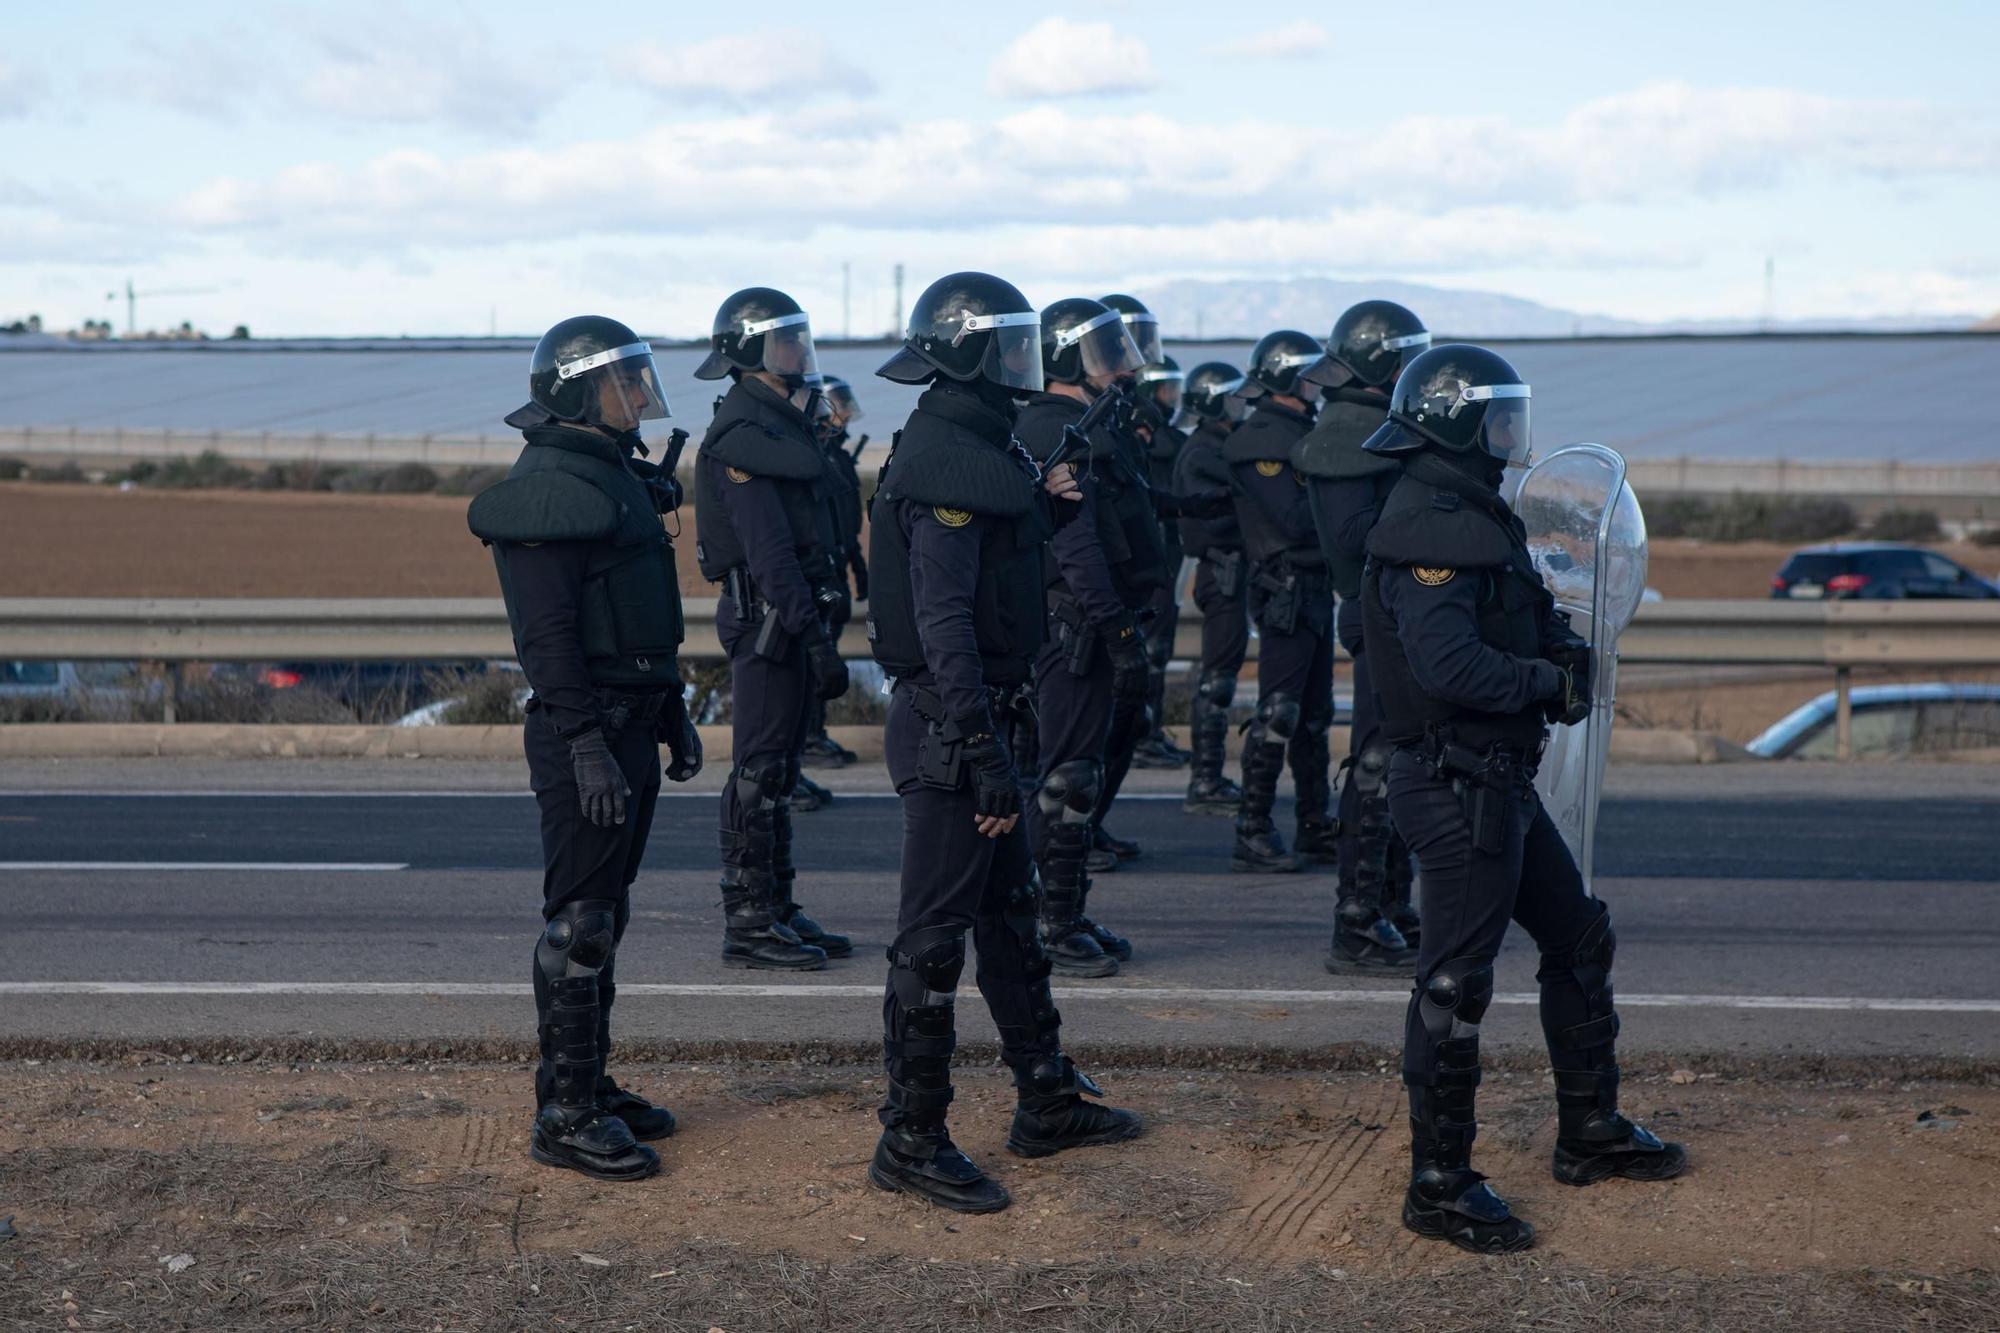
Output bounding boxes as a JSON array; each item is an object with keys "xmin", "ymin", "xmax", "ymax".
[
  {"xmin": 1360, "ymin": 343, "xmax": 1685, "ymax": 1253},
  {"xmin": 1225, "ymin": 330, "xmax": 1344, "ymax": 872},
  {"xmin": 1293, "ymin": 301, "xmax": 1431, "ymax": 972},
  {"xmin": 867, "ymin": 272, "xmax": 1142, "ymax": 1212},
  {"xmin": 693, "ymin": 287, "xmax": 852, "ymax": 970},
  {"xmin": 468, "ymin": 315, "xmax": 704, "ymax": 1181},
  {"xmin": 1014, "ymin": 297, "xmax": 1155, "ymax": 975},
  {"xmin": 1174, "ymin": 362, "xmax": 1250, "ymax": 814},
  {"xmin": 1128, "ymin": 353, "xmax": 1193, "ymax": 771},
  {"xmin": 800, "ymin": 375, "xmax": 867, "ymax": 774}
]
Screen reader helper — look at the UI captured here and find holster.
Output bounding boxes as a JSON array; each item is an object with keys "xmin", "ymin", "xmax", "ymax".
[
  {"xmin": 752, "ymin": 612, "xmax": 793, "ymax": 662},
  {"xmin": 1423, "ymin": 733, "xmax": 1536, "ymax": 857},
  {"xmin": 1206, "ymin": 548, "xmax": 1245, "ymax": 599},
  {"xmin": 1252, "ymin": 563, "xmax": 1301, "ymax": 635},
  {"xmin": 900, "ymin": 683, "xmax": 976, "ymax": 792},
  {"xmin": 1050, "ymin": 592, "xmax": 1098, "ymax": 677},
  {"xmin": 595, "ymin": 688, "xmax": 670, "ymax": 740},
  {"xmin": 723, "ymin": 567, "xmax": 766, "ymax": 622}
]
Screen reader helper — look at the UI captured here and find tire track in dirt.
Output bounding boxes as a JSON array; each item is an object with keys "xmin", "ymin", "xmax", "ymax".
[{"xmin": 1222, "ymin": 1081, "xmax": 1403, "ymax": 1266}]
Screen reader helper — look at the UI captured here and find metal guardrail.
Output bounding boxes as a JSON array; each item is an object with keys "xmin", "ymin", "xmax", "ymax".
[{"xmin": 6, "ymin": 598, "xmax": 1998, "ymax": 752}]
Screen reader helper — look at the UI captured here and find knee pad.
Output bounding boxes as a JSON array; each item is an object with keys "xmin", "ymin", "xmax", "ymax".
[
  {"xmin": 1418, "ymin": 956, "xmax": 1496, "ymax": 1042},
  {"xmin": 1256, "ymin": 693, "xmax": 1301, "ymax": 744},
  {"xmin": 1037, "ymin": 759, "xmax": 1102, "ymax": 824},
  {"xmin": 537, "ymin": 899, "xmax": 620, "ymax": 982},
  {"xmin": 889, "ymin": 923, "xmax": 967, "ymax": 999},
  {"xmin": 733, "ymin": 757, "xmax": 788, "ymax": 815},
  {"xmin": 1353, "ymin": 746, "xmax": 1389, "ymax": 797},
  {"xmin": 1196, "ymin": 672, "xmax": 1237, "ymax": 709}
]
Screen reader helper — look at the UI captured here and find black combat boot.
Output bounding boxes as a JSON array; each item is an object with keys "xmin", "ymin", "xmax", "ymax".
[
  {"xmin": 1183, "ymin": 684, "xmax": 1242, "ymax": 815},
  {"xmin": 799, "ymin": 693, "xmax": 857, "ymax": 768},
  {"xmin": 791, "ymin": 772, "xmax": 833, "ymax": 811},
  {"xmin": 1006, "ymin": 1052, "xmax": 1144, "ymax": 1158},
  {"xmin": 1290, "ymin": 725, "xmax": 1339, "ymax": 867},
  {"xmin": 1075, "ymin": 876, "xmax": 1132, "ymax": 963},
  {"xmin": 1232, "ymin": 713, "xmax": 1301, "ymax": 873},
  {"xmin": 1404, "ymin": 1085, "xmax": 1534, "ymax": 1254},
  {"xmin": 1325, "ymin": 895, "xmax": 1417, "ymax": 975},
  {"xmin": 1550, "ymin": 1064, "xmax": 1687, "ymax": 1186},
  {"xmin": 772, "ymin": 800, "xmax": 852, "ymax": 958},
  {"xmin": 531, "ymin": 976, "xmax": 661, "ymax": 1181}
]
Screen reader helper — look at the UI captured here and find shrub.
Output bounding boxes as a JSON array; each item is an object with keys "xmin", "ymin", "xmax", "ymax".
[
  {"xmin": 25, "ymin": 460, "xmax": 86, "ymax": 484},
  {"xmin": 434, "ymin": 669, "xmax": 526, "ymax": 726},
  {"xmin": 0, "ymin": 457, "xmax": 26, "ymax": 480},
  {"xmin": 436, "ymin": 465, "xmax": 509, "ymax": 497},
  {"xmin": 372, "ymin": 462, "xmax": 441, "ymax": 494},
  {"xmin": 152, "ymin": 449, "xmax": 252, "ymax": 490},
  {"xmin": 1645, "ymin": 493, "xmax": 1857, "ymax": 543},
  {"xmin": 255, "ymin": 460, "xmax": 349, "ymax": 491},
  {"xmin": 1972, "ymin": 527, "xmax": 2000, "ymax": 548},
  {"xmin": 1642, "ymin": 495, "xmax": 1711, "ymax": 539},
  {"xmin": 1861, "ymin": 509, "xmax": 1943, "ymax": 542}
]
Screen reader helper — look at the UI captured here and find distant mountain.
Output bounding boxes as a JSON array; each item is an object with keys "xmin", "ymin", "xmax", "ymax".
[{"xmin": 1132, "ymin": 277, "xmax": 1981, "ymax": 340}]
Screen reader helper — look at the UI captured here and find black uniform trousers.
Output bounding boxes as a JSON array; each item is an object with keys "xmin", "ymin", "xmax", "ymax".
[
  {"xmin": 1385, "ymin": 750, "xmax": 1606, "ymax": 1068},
  {"xmin": 718, "ymin": 605, "xmax": 812, "ymax": 816},
  {"xmin": 1027, "ymin": 627, "xmax": 1115, "ymax": 813},
  {"xmin": 882, "ymin": 690, "xmax": 1051, "ymax": 1117},
  {"xmin": 525, "ymin": 703, "xmax": 662, "ymax": 1103},
  {"xmin": 1333, "ymin": 598, "xmax": 1405, "ymax": 889},
  {"xmin": 1251, "ymin": 611, "xmax": 1336, "ymax": 751},
  {"xmin": 1193, "ymin": 559, "xmax": 1249, "ymax": 683}
]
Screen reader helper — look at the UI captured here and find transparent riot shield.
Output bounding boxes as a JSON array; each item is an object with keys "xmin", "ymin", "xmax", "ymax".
[{"xmin": 1514, "ymin": 445, "xmax": 1649, "ymax": 893}]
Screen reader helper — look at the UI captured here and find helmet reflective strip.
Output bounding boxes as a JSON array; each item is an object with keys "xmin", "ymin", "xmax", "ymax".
[
  {"xmin": 555, "ymin": 341, "xmax": 654, "ymax": 380},
  {"xmin": 1137, "ymin": 366, "xmax": 1184, "ymax": 385},
  {"xmin": 1053, "ymin": 308, "xmax": 1123, "ymax": 349},
  {"xmin": 1118, "ymin": 311, "xmax": 1159, "ymax": 325},
  {"xmin": 953, "ymin": 309, "xmax": 1038, "ymax": 346},
  {"xmin": 1269, "ymin": 350, "xmax": 1325, "ymax": 370},
  {"xmin": 740, "ymin": 311, "xmax": 811, "ymax": 337},
  {"xmin": 1459, "ymin": 382, "xmax": 1531, "ymax": 402},
  {"xmin": 1381, "ymin": 331, "xmax": 1431, "ymax": 352}
]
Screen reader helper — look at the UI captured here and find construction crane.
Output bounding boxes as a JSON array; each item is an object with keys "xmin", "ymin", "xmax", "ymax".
[{"xmin": 105, "ymin": 278, "xmax": 220, "ymax": 338}]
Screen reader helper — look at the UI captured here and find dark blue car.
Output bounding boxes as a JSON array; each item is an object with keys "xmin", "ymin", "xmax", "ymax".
[{"xmin": 1770, "ymin": 543, "xmax": 2000, "ymax": 600}]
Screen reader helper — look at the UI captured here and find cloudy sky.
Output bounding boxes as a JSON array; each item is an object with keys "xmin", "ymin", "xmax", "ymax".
[{"xmin": 4, "ymin": 1, "xmax": 1997, "ymax": 337}]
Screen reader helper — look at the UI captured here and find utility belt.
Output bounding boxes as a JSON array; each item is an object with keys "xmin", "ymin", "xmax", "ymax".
[
  {"xmin": 722, "ymin": 563, "xmax": 829, "ymax": 661},
  {"xmin": 1407, "ymin": 725, "xmax": 1546, "ymax": 856},
  {"xmin": 896, "ymin": 679, "xmax": 1034, "ymax": 791},
  {"xmin": 1248, "ymin": 557, "xmax": 1328, "ymax": 635},
  {"xmin": 1200, "ymin": 548, "xmax": 1246, "ymax": 598},
  {"xmin": 594, "ymin": 687, "xmax": 673, "ymax": 738},
  {"xmin": 1049, "ymin": 588, "xmax": 1153, "ymax": 678}
]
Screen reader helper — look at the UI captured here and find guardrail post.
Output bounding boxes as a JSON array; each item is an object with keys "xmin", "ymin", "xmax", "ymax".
[
  {"xmin": 160, "ymin": 662, "xmax": 178, "ymax": 726},
  {"xmin": 1834, "ymin": 666, "xmax": 1852, "ymax": 761}
]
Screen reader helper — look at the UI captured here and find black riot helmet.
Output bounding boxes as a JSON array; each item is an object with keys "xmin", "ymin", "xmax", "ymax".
[
  {"xmin": 1099, "ymin": 292, "xmax": 1163, "ymax": 364},
  {"xmin": 527, "ymin": 315, "xmax": 671, "ymax": 431},
  {"xmin": 1236, "ymin": 328, "xmax": 1341, "ymax": 401},
  {"xmin": 1183, "ymin": 361, "xmax": 1248, "ymax": 423},
  {"xmin": 1325, "ymin": 300, "xmax": 1431, "ymax": 389},
  {"xmin": 821, "ymin": 374, "xmax": 862, "ymax": 424},
  {"xmin": 1042, "ymin": 296, "xmax": 1144, "ymax": 389},
  {"xmin": 694, "ymin": 286, "xmax": 820, "ymax": 389},
  {"xmin": 876, "ymin": 270, "xmax": 1044, "ymax": 392},
  {"xmin": 1362, "ymin": 343, "xmax": 1532, "ymax": 466},
  {"xmin": 1134, "ymin": 353, "xmax": 1183, "ymax": 425}
]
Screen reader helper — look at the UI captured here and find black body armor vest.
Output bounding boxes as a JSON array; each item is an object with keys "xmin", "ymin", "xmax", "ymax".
[
  {"xmin": 469, "ymin": 418, "xmax": 685, "ymax": 690},
  {"xmin": 867, "ymin": 385, "xmax": 1051, "ymax": 689},
  {"xmin": 1174, "ymin": 418, "xmax": 1240, "ymax": 557},
  {"xmin": 1224, "ymin": 400, "xmax": 1320, "ymax": 569},
  {"xmin": 1015, "ymin": 392, "xmax": 1165, "ymax": 608},
  {"xmin": 693, "ymin": 378, "xmax": 828, "ymax": 581}
]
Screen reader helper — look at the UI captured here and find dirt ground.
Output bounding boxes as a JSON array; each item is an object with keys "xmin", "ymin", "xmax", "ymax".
[
  {"xmin": 7, "ymin": 480, "xmax": 1996, "ymax": 602},
  {"xmin": 0, "ymin": 1059, "xmax": 1994, "ymax": 1330}
]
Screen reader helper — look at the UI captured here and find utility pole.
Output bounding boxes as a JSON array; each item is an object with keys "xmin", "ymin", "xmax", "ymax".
[
  {"xmin": 842, "ymin": 261, "xmax": 851, "ymax": 340},
  {"xmin": 892, "ymin": 264, "xmax": 905, "ymax": 338}
]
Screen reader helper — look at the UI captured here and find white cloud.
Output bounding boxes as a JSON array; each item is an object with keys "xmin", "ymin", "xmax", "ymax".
[
  {"xmin": 1220, "ymin": 21, "xmax": 1330, "ymax": 60},
  {"xmin": 0, "ymin": 58, "xmax": 48, "ymax": 116},
  {"xmin": 298, "ymin": 25, "xmax": 545, "ymax": 134},
  {"xmin": 622, "ymin": 29, "xmax": 874, "ymax": 104},
  {"xmin": 986, "ymin": 18, "xmax": 1158, "ymax": 99}
]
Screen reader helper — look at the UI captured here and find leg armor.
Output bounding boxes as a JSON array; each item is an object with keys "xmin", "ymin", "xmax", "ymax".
[
  {"xmin": 719, "ymin": 758, "xmax": 825, "ymax": 971},
  {"xmin": 528, "ymin": 899, "xmax": 658, "ymax": 1181},
  {"xmin": 1232, "ymin": 693, "xmax": 1300, "ymax": 872},
  {"xmin": 771, "ymin": 788, "xmax": 852, "ymax": 958},
  {"xmin": 1290, "ymin": 718, "xmax": 1338, "ymax": 862},
  {"xmin": 882, "ymin": 924, "xmax": 967, "ymax": 1132},
  {"xmin": 1327, "ymin": 745, "xmax": 1412, "ymax": 971},
  {"xmin": 1033, "ymin": 760, "xmax": 1114, "ymax": 975}
]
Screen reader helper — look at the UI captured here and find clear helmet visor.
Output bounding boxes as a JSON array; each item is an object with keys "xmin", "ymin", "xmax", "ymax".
[
  {"xmin": 967, "ymin": 311, "xmax": 1044, "ymax": 391},
  {"xmin": 1120, "ymin": 313, "xmax": 1163, "ymax": 364},
  {"xmin": 743, "ymin": 311, "xmax": 820, "ymax": 386},
  {"xmin": 1464, "ymin": 384, "xmax": 1531, "ymax": 465},
  {"xmin": 1060, "ymin": 310, "xmax": 1144, "ymax": 382},
  {"xmin": 825, "ymin": 382, "xmax": 862, "ymax": 422},
  {"xmin": 558, "ymin": 342, "xmax": 671, "ymax": 430}
]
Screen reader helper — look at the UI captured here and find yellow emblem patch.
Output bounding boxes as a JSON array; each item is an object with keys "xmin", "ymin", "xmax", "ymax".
[
  {"xmin": 1413, "ymin": 566, "xmax": 1456, "ymax": 586},
  {"xmin": 933, "ymin": 506, "xmax": 972, "ymax": 528},
  {"xmin": 1255, "ymin": 460, "xmax": 1284, "ymax": 477},
  {"xmin": 726, "ymin": 466, "xmax": 751, "ymax": 484}
]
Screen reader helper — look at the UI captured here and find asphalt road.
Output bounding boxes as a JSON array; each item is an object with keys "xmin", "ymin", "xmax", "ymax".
[{"xmin": 1, "ymin": 759, "xmax": 1996, "ymax": 1061}]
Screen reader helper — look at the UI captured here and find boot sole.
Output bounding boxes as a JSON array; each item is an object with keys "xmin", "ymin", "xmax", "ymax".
[
  {"xmin": 867, "ymin": 1162, "xmax": 1012, "ymax": 1214},
  {"xmin": 1006, "ymin": 1114, "xmax": 1145, "ymax": 1159},
  {"xmin": 1402, "ymin": 1199, "xmax": 1536, "ymax": 1253},
  {"xmin": 1182, "ymin": 800, "xmax": 1240, "ymax": 816},
  {"xmin": 1231, "ymin": 858, "xmax": 1302, "ymax": 874},
  {"xmin": 1048, "ymin": 956, "xmax": 1120, "ymax": 978},
  {"xmin": 1553, "ymin": 1144, "xmax": 1689, "ymax": 1187},
  {"xmin": 721, "ymin": 954, "xmax": 828, "ymax": 972},
  {"xmin": 529, "ymin": 1142, "xmax": 661, "ymax": 1183}
]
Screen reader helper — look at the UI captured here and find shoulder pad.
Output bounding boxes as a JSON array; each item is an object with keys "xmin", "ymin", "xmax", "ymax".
[
  {"xmin": 1290, "ymin": 402, "xmax": 1399, "ymax": 480},
  {"xmin": 467, "ymin": 473, "xmax": 620, "ymax": 544},
  {"xmin": 699, "ymin": 417, "xmax": 824, "ymax": 481},
  {"xmin": 1220, "ymin": 415, "xmax": 1293, "ymax": 464},
  {"xmin": 1365, "ymin": 475, "xmax": 1512, "ymax": 569},
  {"xmin": 882, "ymin": 437, "xmax": 1035, "ymax": 518}
]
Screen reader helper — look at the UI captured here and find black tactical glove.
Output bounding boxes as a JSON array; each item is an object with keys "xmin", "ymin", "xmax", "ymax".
[
  {"xmin": 960, "ymin": 726, "xmax": 1021, "ymax": 823},
  {"xmin": 568, "ymin": 728, "xmax": 629, "ymax": 827},
  {"xmin": 657, "ymin": 691, "xmax": 702, "ymax": 783},
  {"xmin": 1105, "ymin": 619, "xmax": 1150, "ymax": 702},
  {"xmin": 805, "ymin": 631, "xmax": 851, "ymax": 701},
  {"xmin": 1543, "ymin": 657, "xmax": 1592, "ymax": 727}
]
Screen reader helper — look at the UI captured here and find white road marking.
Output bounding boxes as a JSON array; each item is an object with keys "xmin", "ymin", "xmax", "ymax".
[
  {"xmin": 0, "ymin": 981, "xmax": 1995, "ymax": 1013},
  {"xmin": 0, "ymin": 862, "xmax": 409, "ymax": 872}
]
